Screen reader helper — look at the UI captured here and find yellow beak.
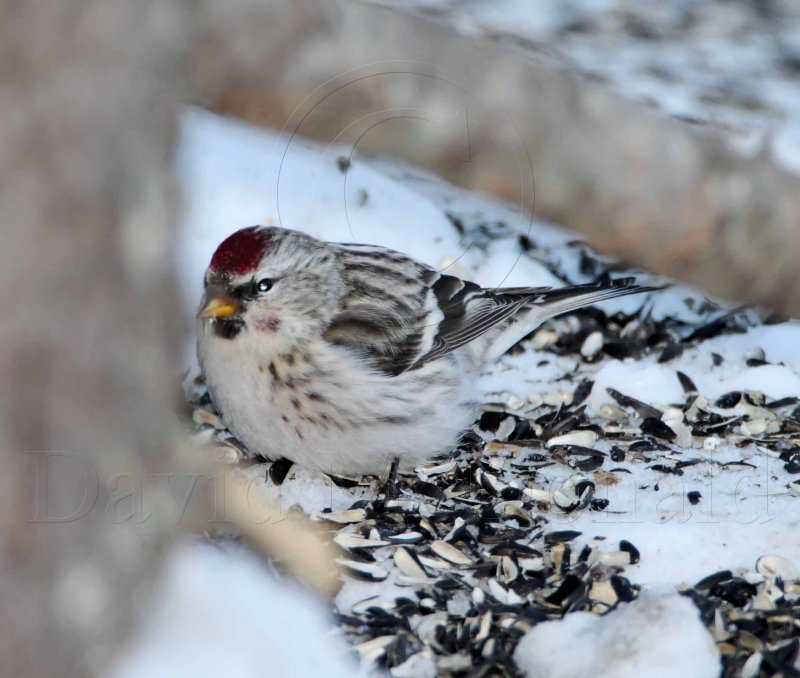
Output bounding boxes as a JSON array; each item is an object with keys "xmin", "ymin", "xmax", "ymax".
[{"xmin": 199, "ymin": 295, "xmax": 241, "ymax": 319}]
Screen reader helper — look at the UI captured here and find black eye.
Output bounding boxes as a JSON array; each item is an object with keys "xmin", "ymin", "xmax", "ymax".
[{"xmin": 257, "ymin": 278, "xmax": 273, "ymax": 293}]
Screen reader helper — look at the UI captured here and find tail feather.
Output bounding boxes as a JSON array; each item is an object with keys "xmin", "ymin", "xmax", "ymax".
[
  {"xmin": 534, "ymin": 277, "xmax": 663, "ymax": 319},
  {"xmin": 479, "ymin": 277, "xmax": 662, "ymax": 363}
]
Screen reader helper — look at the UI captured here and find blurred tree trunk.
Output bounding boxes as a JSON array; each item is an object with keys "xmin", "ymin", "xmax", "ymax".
[
  {"xmin": 0, "ymin": 2, "xmax": 188, "ymax": 674},
  {"xmin": 190, "ymin": 0, "xmax": 800, "ymax": 315}
]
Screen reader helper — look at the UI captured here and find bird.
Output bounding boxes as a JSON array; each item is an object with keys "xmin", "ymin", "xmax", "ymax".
[{"xmin": 197, "ymin": 225, "xmax": 658, "ymax": 476}]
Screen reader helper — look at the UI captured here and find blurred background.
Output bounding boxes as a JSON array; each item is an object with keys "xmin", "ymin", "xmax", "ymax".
[{"xmin": 2, "ymin": 1, "xmax": 800, "ymax": 676}]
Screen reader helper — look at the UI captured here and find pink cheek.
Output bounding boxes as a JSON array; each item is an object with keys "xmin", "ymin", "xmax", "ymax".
[{"xmin": 252, "ymin": 310, "xmax": 282, "ymax": 333}]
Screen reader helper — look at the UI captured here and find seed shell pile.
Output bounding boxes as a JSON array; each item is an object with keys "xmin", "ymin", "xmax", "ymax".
[{"xmin": 684, "ymin": 556, "xmax": 800, "ymax": 677}]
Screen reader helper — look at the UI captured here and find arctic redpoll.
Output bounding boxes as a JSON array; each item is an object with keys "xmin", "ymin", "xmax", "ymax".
[{"xmin": 197, "ymin": 226, "xmax": 657, "ymax": 475}]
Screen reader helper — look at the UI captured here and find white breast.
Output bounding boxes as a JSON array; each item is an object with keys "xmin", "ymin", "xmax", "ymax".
[{"xmin": 198, "ymin": 321, "xmax": 479, "ymax": 475}]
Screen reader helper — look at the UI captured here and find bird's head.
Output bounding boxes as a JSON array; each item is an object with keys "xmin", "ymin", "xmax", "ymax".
[{"xmin": 198, "ymin": 226, "xmax": 343, "ymax": 344}]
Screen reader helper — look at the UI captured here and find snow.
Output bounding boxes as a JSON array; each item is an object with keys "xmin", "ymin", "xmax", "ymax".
[
  {"xmin": 235, "ymin": 464, "xmax": 362, "ymax": 514},
  {"xmin": 389, "ymin": 651, "xmax": 437, "ymax": 678},
  {"xmin": 512, "ymin": 591, "xmax": 720, "ymax": 678},
  {"xmin": 114, "ymin": 543, "xmax": 359, "ymax": 678},
  {"xmin": 585, "ymin": 326, "xmax": 800, "ymax": 410},
  {"xmin": 161, "ymin": 108, "xmax": 800, "ymax": 673},
  {"xmin": 587, "ymin": 362, "xmax": 685, "ymax": 414}
]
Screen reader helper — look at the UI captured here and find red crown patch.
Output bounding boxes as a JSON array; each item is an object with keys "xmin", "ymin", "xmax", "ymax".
[{"xmin": 209, "ymin": 227, "xmax": 270, "ymax": 276}]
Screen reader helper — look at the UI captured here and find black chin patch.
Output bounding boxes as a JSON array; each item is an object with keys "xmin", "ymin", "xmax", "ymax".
[{"xmin": 213, "ymin": 318, "xmax": 245, "ymax": 340}]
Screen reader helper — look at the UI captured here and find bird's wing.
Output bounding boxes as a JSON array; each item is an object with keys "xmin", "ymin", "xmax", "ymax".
[
  {"xmin": 325, "ymin": 243, "xmax": 534, "ymax": 375},
  {"xmin": 326, "ymin": 244, "xmax": 654, "ymax": 375}
]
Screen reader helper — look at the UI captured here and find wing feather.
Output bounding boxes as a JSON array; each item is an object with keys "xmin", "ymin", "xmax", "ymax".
[
  {"xmin": 325, "ymin": 243, "xmax": 522, "ymax": 375},
  {"xmin": 325, "ymin": 244, "xmax": 653, "ymax": 375}
]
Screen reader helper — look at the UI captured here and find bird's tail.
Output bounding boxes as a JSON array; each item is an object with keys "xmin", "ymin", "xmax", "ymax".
[
  {"xmin": 530, "ymin": 277, "xmax": 663, "ymax": 318},
  {"xmin": 479, "ymin": 277, "xmax": 662, "ymax": 363}
]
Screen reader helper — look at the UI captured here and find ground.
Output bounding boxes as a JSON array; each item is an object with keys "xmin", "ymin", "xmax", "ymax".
[{"xmin": 110, "ymin": 108, "xmax": 800, "ymax": 677}]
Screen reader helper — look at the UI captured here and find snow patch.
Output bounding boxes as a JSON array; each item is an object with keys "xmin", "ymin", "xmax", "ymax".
[
  {"xmin": 587, "ymin": 361, "xmax": 684, "ymax": 414},
  {"xmin": 513, "ymin": 592, "xmax": 720, "ymax": 678},
  {"xmin": 114, "ymin": 543, "xmax": 359, "ymax": 678}
]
